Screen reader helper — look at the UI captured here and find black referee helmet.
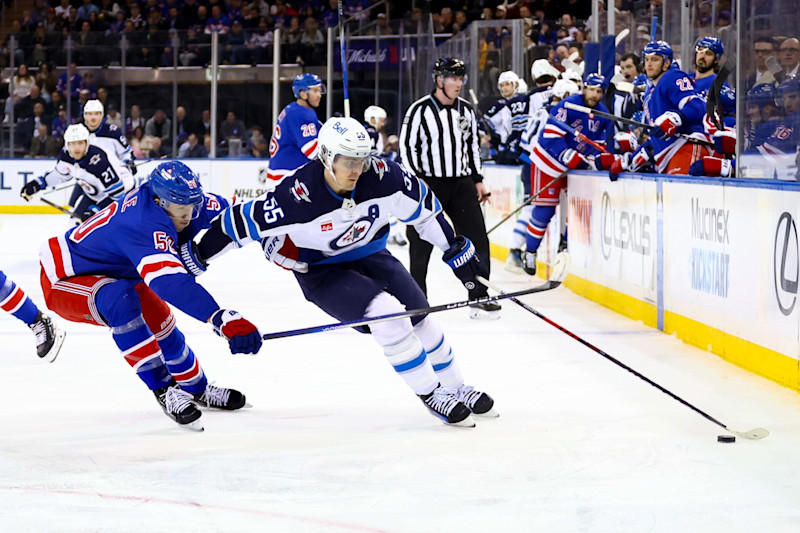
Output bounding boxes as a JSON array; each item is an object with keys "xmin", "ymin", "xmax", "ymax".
[{"xmin": 432, "ymin": 57, "xmax": 467, "ymax": 83}]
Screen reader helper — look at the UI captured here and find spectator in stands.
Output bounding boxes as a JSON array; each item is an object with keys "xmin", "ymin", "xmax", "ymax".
[
  {"xmin": 145, "ymin": 109, "xmax": 171, "ymax": 153},
  {"xmin": 182, "ymin": 132, "xmax": 209, "ymax": 158},
  {"xmin": 19, "ymin": 10, "xmax": 36, "ymax": 33},
  {"xmin": 196, "ymin": 5, "xmax": 210, "ymax": 27},
  {"xmin": 200, "ymin": 108, "xmax": 212, "ymax": 136},
  {"xmin": 27, "ymin": 124, "xmax": 59, "ymax": 158},
  {"xmin": 126, "ymin": 104, "xmax": 145, "ymax": 137},
  {"xmin": 779, "ymin": 38, "xmax": 800, "ymax": 79},
  {"xmin": 137, "ymin": 24, "xmax": 167, "ymax": 67},
  {"xmin": 55, "ymin": 0, "xmax": 71, "ymax": 20},
  {"xmin": 130, "ymin": 125, "xmax": 147, "ymax": 158},
  {"xmin": 246, "ymin": 125, "xmax": 268, "ymax": 158},
  {"xmin": 174, "ymin": 106, "xmax": 193, "ymax": 143},
  {"xmin": 3, "ymin": 21, "xmax": 28, "ymax": 67},
  {"xmin": 300, "ymin": 17, "xmax": 324, "ymax": 64},
  {"xmin": 106, "ymin": 104, "xmax": 123, "ymax": 130},
  {"xmin": 494, "ymin": 5, "xmax": 507, "ymax": 20},
  {"xmin": 129, "ymin": 4, "xmax": 144, "ymax": 29},
  {"xmin": 241, "ymin": 4, "xmax": 260, "ymax": 30},
  {"xmin": 57, "ymin": 63, "xmax": 82, "ymax": 102},
  {"xmin": 205, "ymin": 4, "xmax": 231, "ymax": 34},
  {"xmin": 246, "ymin": 18, "xmax": 274, "ymax": 64},
  {"xmin": 179, "ymin": 26, "xmax": 204, "ymax": 66},
  {"xmin": 746, "ymin": 38, "xmax": 777, "ymax": 89},
  {"xmin": 77, "ymin": 0, "xmax": 99, "ymax": 21},
  {"xmin": 18, "ymin": 102, "xmax": 52, "ymax": 149},
  {"xmin": 51, "ymin": 105, "xmax": 69, "ymax": 139},
  {"xmin": 224, "ymin": 21, "xmax": 248, "ymax": 64},
  {"xmin": 220, "ymin": 110, "xmax": 246, "ymax": 143},
  {"xmin": 79, "ymin": 72, "xmax": 97, "ymax": 99},
  {"xmin": 15, "ymin": 84, "xmax": 46, "ymax": 120},
  {"xmin": 367, "ymin": 13, "xmax": 393, "ymax": 36},
  {"xmin": 99, "ymin": 0, "xmax": 123, "ymax": 21},
  {"xmin": 76, "ymin": 21, "xmax": 101, "ymax": 65},
  {"xmin": 43, "ymin": 9, "xmax": 59, "ymax": 32},
  {"xmin": 321, "ymin": 0, "xmax": 339, "ymax": 29},
  {"xmin": 36, "ymin": 63, "xmax": 58, "ymax": 102},
  {"xmin": 283, "ymin": 16, "xmax": 304, "ymax": 63},
  {"xmin": 454, "ymin": 11, "xmax": 468, "ymax": 32},
  {"xmin": 30, "ymin": 25, "xmax": 49, "ymax": 67},
  {"xmin": 65, "ymin": 7, "xmax": 81, "ymax": 31},
  {"xmin": 182, "ymin": 0, "xmax": 200, "ymax": 27}
]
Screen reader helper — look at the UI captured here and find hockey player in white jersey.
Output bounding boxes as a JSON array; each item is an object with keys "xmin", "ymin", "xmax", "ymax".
[
  {"xmin": 20, "ymin": 124, "xmax": 135, "ymax": 221},
  {"xmin": 83, "ymin": 99, "xmax": 135, "ymax": 173},
  {"xmin": 186, "ymin": 117, "xmax": 498, "ymax": 428}
]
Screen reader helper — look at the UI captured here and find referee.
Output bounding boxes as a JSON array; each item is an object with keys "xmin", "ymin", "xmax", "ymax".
[{"xmin": 399, "ymin": 57, "xmax": 500, "ymax": 320}]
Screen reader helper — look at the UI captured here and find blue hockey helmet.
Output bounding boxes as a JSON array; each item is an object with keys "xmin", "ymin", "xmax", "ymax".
[
  {"xmin": 746, "ymin": 83, "xmax": 776, "ymax": 107},
  {"xmin": 777, "ymin": 76, "xmax": 800, "ymax": 110},
  {"xmin": 695, "ymin": 36, "xmax": 724, "ymax": 59},
  {"xmin": 642, "ymin": 40, "xmax": 674, "ymax": 62},
  {"xmin": 292, "ymin": 73, "xmax": 326, "ymax": 99},
  {"xmin": 583, "ymin": 72, "xmax": 606, "ymax": 88},
  {"xmin": 149, "ymin": 161, "xmax": 205, "ymax": 220}
]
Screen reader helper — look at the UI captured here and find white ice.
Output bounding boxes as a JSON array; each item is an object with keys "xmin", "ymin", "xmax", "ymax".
[{"xmin": 1, "ymin": 214, "xmax": 800, "ymax": 533}]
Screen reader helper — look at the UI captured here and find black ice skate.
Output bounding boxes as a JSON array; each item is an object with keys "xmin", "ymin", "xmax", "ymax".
[
  {"xmin": 456, "ymin": 385, "xmax": 499, "ymax": 418},
  {"xmin": 419, "ymin": 386, "xmax": 474, "ymax": 428},
  {"xmin": 154, "ymin": 381, "xmax": 203, "ymax": 431},
  {"xmin": 28, "ymin": 311, "xmax": 66, "ymax": 363},
  {"xmin": 522, "ymin": 250, "xmax": 538, "ymax": 276},
  {"xmin": 469, "ymin": 301, "xmax": 502, "ymax": 320},
  {"xmin": 193, "ymin": 383, "xmax": 250, "ymax": 410},
  {"xmin": 504, "ymin": 248, "xmax": 525, "ymax": 274}
]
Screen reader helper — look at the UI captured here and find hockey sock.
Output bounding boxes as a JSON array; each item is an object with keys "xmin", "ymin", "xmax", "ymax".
[
  {"xmin": 525, "ymin": 205, "xmax": 556, "ymax": 252},
  {"xmin": 413, "ymin": 317, "xmax": 463, "ymax": 388},
  {"xmin": 111, "ymin": 315, "xmax": 172, "ymax": 390},
  {"xmin": 0, "ymin": 271, "xmax": 40, "ymax": 325},
  {"xmin": 157, "ymin": 327, "xmax": 207, "ymax": 395},
  {"xmin": 512, "ymin": 205, "xmax": 533, "ymax": 249},
  {"xmin": 366, "ymin": 292, "xmax": 439, "ymax": 395}
]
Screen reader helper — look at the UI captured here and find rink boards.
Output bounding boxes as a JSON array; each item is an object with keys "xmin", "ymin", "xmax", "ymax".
[
  {"xmin": 3, "ymin": 158, "xmax": 799, "ymax": 392},
  {"xmin": 481, "ymin": 165, "xmax": 800, "ymax": 393}
]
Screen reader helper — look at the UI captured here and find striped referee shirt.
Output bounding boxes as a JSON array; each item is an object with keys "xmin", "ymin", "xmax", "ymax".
[{"xmin": 400, "ymin": 92, "xmax": 483, "ymax": 182}]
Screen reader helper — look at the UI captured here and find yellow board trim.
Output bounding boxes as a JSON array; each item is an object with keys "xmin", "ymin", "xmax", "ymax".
[
  {"xmin": 490, "ymin": 243, "xmax": 800, "ymax": 392},
  {"xmin": 0, "ymin": 206, "xmax": 66, "ymax": 214}
]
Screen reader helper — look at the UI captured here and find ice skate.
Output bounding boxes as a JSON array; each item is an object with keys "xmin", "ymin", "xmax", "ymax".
[
  {"xmin": 522, "ymin": 250, "xmax": 538, "ymax": 276},
  {"xmin": 154, "ymin": 381, "xmax": 204, "ymax": 431},
  {"xmin": 28, "ymin": 312, "xmax": 66, "ymax": 363},
  {"xmin": 419, "ymin": 385, "xmax": 474, "ymax": 427},
  {"xmin": 193, "ymin": 383, "xmax": 250, "ymax": 410},
  {"xmin": 504, "ymin": 248, "xmax": 525, "ymax": 274},
  {"xmin": 456, "ymin": 384, "xmax": 499, "ymax": 418},
  {"xmin": 469, "ymin": 301, "xmax": 502, "ymax": 320}
]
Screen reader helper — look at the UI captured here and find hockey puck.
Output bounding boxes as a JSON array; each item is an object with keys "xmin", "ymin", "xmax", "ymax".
[{"xmin": 717, "ymin": 435, "xmax": 736, "ymax": 443}]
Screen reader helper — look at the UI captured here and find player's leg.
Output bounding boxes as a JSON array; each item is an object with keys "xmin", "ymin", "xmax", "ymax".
[
  {"xmin": 664, "ymin": 143, "xmax": 713, "ymax": 175},
  {"xmin": 2, "ymin": 269, "xmax": 64, "ymax": 361},
  {"xmin": 522, "ymin": 164, "xmax": 561, "ymax": 275},
  {"xmin": 135, "ymin": 283, "xmax": 247, "ymax": 410},
  {"xmin": 507, "ymin": 163, "xmax": 532, "ymax": 272},
  {"xmin": 294, "ymin": 262, "xmax": 473, "ymax": 426}
]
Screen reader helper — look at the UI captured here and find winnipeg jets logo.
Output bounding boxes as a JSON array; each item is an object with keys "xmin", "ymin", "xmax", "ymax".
[
  {"xmin": 331, "ymin": 217, "xmax": 373, "ymax": 249},
  {"xmin": 291, "ymin": 179, "xmax": 311, "ymax": 203},
  {"xmin": 89, "ymin": 154, "xmax": 102, "ymax": 166},
  {"xmin": 458, "ymin": 115, "xmax": 471, "ymax": 133}
]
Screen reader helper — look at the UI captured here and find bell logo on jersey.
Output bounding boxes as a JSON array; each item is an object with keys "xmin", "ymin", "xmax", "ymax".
[{"xmin": 291, "ymin": 179, "xmax": 311, "ymax": 203}]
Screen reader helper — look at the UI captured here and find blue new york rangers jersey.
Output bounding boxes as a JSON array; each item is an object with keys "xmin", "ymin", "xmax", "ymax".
[
  {"xmin": 642, "ymin": 68, "xmax": 708, "ymax": 169},
  {"xmin": 39, "ymin": 184, "xmax": 230, "ymax": 322},
  {"xmin": 693, "ymin": 74, "xmax": 736, "ymax": 127},
  {"xmin": 268, "ymin": 103, "xmax": 323, "ymax": 180},
  {"xmin": 212, "ymin": 158, "xmax": 456, "ymax": 265},
  {"xmin": 89, "ymin": 120, "xmax": 133, "ymax": 164},
  {"xmin": 756, "ymin": 112, "xmax": 800, "ymax": 156},
  {"xmin": 43, "ymin": 144, "xmax": 134, "ymax": 202},
  {"xmin": 528, "ymin": 93, "xmax": 611, "ymax": 174}
]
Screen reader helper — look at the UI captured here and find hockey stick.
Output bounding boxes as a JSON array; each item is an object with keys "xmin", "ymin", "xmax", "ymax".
[
  {"xmin": 550, "ymin": 114, "xmax": 609, "ymax": 154},
  {"xmin": 37, "ymin": 196, "xmax": 78, "ymax": 217},
  {"xmin": 260, "ymin": 278, "xmax": 565, "ymax": 341},
  {"xmin": 486, "ymin": 170, "xmax": 566, "ymax": 235},
  {"xmin": 337, "ymin": 0, "xmax": 350, "ymax": 118},
  {"xmin": 478, "ymin": 276, "xmax": 770, "ymax": 441},
  {"xmin": 563, "ymin": 102, "xmax": 714, "ymax": 147},
  {"xmin": 707, "ymin": 57, "xmax": 733, "ymax": 131}
]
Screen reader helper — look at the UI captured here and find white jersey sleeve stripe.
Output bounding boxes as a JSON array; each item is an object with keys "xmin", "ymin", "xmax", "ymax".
[{"xmin": 136, "ymin": 253, "xmax": 186, "ymax": 285}]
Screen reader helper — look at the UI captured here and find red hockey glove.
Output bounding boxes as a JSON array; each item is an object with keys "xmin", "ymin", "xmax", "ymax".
[
  {"xmin": 210, "ymin": 309, "xmax": 262, "ymax": 354},
  {"xmin": 613, "ymin": 131, "xmax": 639, "ymax": 153},
  {"xmin": 689, "ymin": 156, "xmax": 734, "ymax": 177},
  {"xmin": 559, "ymin": 148, "xmax": 591, "ymax": 170},
  {"xmin": 262, "ymin": 234, "xmax": 308, "ymax": 273},
  {"xmin": 713, "ymin": 129, "xmax": 736, "ymax": 156},
  {"xmin": 651, "ymin": 111, "xmax": 683, "ymax": 139}
]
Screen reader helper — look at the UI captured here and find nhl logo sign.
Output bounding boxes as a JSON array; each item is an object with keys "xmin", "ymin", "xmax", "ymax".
[{"xmin": 458, "ymin": 116, "xmax": 471, "ymax": 133}]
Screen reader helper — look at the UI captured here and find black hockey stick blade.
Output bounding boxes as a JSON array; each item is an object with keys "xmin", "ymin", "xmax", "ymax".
[
  {"xmin": 707, "ymin": 57, "xmax": 733, "ymax": 131},
  {"xmin": 261, "ymin": 273, "xmax": 565, "ymax": 341}
]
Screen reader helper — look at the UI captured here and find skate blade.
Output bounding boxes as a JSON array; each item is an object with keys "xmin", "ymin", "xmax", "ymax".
[
  {"xmin": 504, "ymin": 262, "xmax": 525, "ymax": 274},
  {"xmin": 180, "ymin": 418, "xmax": 205, "ymax": 432},
  {"xmin": 468, "ymin": 309, "xmax": 501, "ymax": 321},
  {"xmin": 43, "ymin": 329, "xmax": 67, "ymax": 364},
  {"xmin": 447, "ymin": 415, "xmax": 476, "ymax": 428},
  {"xmin": 472, "ymin": 408, "xmax": 500, "ymax": 419},
  {"xmin": 243, "ymin": 401, "xmax": 253, "ymax": 409}
]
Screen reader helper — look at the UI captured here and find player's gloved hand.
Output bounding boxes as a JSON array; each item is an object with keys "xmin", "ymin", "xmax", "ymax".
[
  {"xmin": 125, "ymin": 160, "xmax": 138, "ymax": 176},
  {"xmin": 209, "ymin": 309, "xmax": 262, "ymax": 354},
  {"xmin": 651, "ymin": 111, "xmax": 683, "ymax": 139},
  {"xmin": 689, "ymin": 156, "xmax": 734, "ymax": 177},
  {"xmin": 262, "ymin": 234, "xmax": 308, "ymax": 273},
  {"xmin": 595, "ymin": 153, "xmax": 622, "ymax": 172},
  {"xmin": 609, "ymin": 153, "xmax": 631, "ymax": 181},
  {"xmin": 713, "ymin": 129, "xmax": 736, "ymax": 156},
  {"xmin": 180, "ymin": 241, "xmax": 208, "ymax": 276},
  {"xmin": 559, "ymin": 148, "xmax": 591, "ymax": 170},
  {"xmin": 20, "ymin": 177, "xmax": 45, "ymax": 201},
  {"xmin": 613, "ymin": 131, "xmax": 639, "ymax": 153},
  {"xmin": 442, "ymin": 235, "xmax": 489, "ymax": 290}
]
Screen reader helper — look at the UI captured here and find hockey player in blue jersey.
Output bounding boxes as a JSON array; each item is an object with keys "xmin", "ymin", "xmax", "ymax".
[
  {"xmin": 744, "ymin": 83, "xmax": 781, "ymax": 150},
  {"xmin": 603, "ymin": 41, "xmax": 712, "ymax": 178},
  {"xmin": 188, "ymin": 117, "xmax": 497, "ymax": 428},
  {"xmin": 692, "ymin": 37, "xmax": 736, "ymax": 129},
  {"xmin": 518, "ymin": 73, "xmax": 612, "ymax": 276},
  {"xmin": 37, "ymin": 161, "xmax": 260, "ymax": 431},
  {"xmin": 20, "ymin": 124, "xmax": 136, "ymax": 222},
  {"xmin": 1, "ymin": 270, "xmax": 65, "ymax": 362},
  {"xmin": 267, "ymin": 73, "xmax": 325, "ymax": 181}
]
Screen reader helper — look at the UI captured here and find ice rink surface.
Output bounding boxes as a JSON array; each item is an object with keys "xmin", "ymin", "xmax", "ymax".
[{"xmin": 1, "ymin": 214, "xmax": 800, "ymax": 532}]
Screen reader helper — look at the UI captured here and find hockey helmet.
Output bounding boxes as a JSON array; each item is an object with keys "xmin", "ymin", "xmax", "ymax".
[
  {"xmin": 776, "ymin": 76, "xmax": 800, "ymax": 112},
  {"xmin": 364, "ymin": 105, "xmax": 387, "ymax": 125},
  {"xmin": 695, "ymin": 36, "xmax": 724, "ymax": 60},
  {"xmin": 149, "ymin": 161, "xmax": 205, "ymax": 221},
  {"xmin": 516, "ymin": 79, "xmax": 529, "ymax": 94},
  {"xmin": 531, "ymin": 59, "xmax": 559, "ymax": 82},
  {"xmin": 552, "ymin": 79, "xmax": 580, "ymax": 100},
  {"xmin": 497, "ymin": 70, "xmax": 521, "ymax": 91},
  {"xmin": 746, "ymin": 83, "xmax": 775, "ymax": 107},
  {"xmin": 64, "ymin": 124, "xmax": 90, "ymax": 160},
  {"xmin": 643, "ymin": 40, "xmax": 674, "ymax": 62},
  {"xmin": 583, "ymin": 73, "xmax": 606, "ymax": 88},
  {"xmin": 83, "ymin": 99, "xmax": 104, "ymax": 117},
  {"xmin": 432, "ymin": 57, "xmax": 468, "ymax": 83},
  {"xmin": 318, "ymin": 117, "xmax": 373, "ymax": 173},
  {"xmin": 292, "ymin": 73, "xmax": 326, "ymax": 99}
]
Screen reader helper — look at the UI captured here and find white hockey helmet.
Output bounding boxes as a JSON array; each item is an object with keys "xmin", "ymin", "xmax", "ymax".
[
  {"xmin": 552, "ymin": 79, "xmax": 581, "ymax": 100},
  {"xmin": 530, "ymin": 59, "xmax": 559, "ymax": 82},
  {"xmin": 497, "ymin": 70, "xmax": 520, "ymax": 90},
  {"xmin": 516, "ymin": 79, "xmax": 529, "ymax": 94},
  {"xmin": 83, "ymin": 99, "xmax": 104, "ymax": 117},
  {"xmin": 560, "ymin": 67, "xmax": 583, "ymax": 85},
  {"xmin": 64, "ymin": 123, "xmax": 90, "ymax": 159},
  {"xmin": 364, "ymin": 105, "xmax": 387, "ymax": 124},
  {"xmin": 318, "ymin": 117, "xmax": 373, "ymax": 172}
]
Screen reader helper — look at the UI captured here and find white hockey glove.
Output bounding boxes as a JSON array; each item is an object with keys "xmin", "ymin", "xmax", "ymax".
[{"xmin": 262, "ymin": 234, "xmax": 308, "ymax": 273}]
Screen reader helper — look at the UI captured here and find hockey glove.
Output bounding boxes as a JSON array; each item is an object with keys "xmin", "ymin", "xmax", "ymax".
[
  {"xmin": 559, "ymin": 148, "xmax": 591, "ymax": 170},
  {"xmin": 608, "ymin": 153, "xmax": 631, "ymax": 181},
  {"xmin": 179, "ymin": 241, "xmax": 208, "ymax": 276},
  {"xmin": 20, "ymin": 176, "xmax": 45, "ymax": 201},
  {"xmin": 262, "ymin": 234, "xmax": 308, "ymax": 273},
  {"xmin": 689, "ymin": 156, "xmax": 734, "ymax": 177},
  {"xmin": 210, "ymin": 309, "xmax": 262, "ymax": 354},
  {"xmin": 595, "ymin": 153, "xmax": 622, "ymax": 172},
  {"xmin": 713, "ymin": 129, "xmax": 736, "ymax": 156},
  {"xmin": 125, "ymin": 159, "xmax": 138, "ymax": 176},
  {"xmin": 651, "ymin": 111, "xmax": 683, "ymax": 139},
  {"xmin": 613, "ymin": 131, "xmax": 639, "ymax": 153},
  {"xmin": 442, "ymin": 235, "xmax": 489, "ymax": 290}
]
